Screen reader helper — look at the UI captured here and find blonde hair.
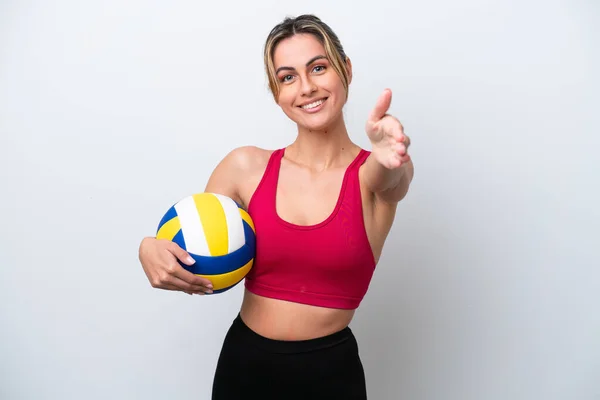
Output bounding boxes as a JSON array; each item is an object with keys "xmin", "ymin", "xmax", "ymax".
[{"xmin": 264, "ymin": 15, "xmax": 350, "ymax": 102}]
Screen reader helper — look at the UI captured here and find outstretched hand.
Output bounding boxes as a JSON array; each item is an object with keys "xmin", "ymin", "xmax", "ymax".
[{"xmin": 365, "ymin": 89, "xmax": 411, "ymax": 169}]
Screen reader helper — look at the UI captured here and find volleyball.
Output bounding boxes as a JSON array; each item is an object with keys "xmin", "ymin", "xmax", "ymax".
[{"xmin": 155, "ymin": 192, "xmax": 256, "ymax": 294}]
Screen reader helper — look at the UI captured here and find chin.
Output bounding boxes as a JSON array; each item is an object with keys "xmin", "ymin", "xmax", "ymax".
[
  {"xmin": 303, "ymin": 121, "xmax": 333, "ymax": 132},
  {"xmin": 297, "ymin": 110, "xmax": 343, "ymax": 132}
]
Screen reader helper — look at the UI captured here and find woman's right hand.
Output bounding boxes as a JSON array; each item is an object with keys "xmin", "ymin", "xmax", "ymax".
[{"xmin": 138, "ymin": 237, "xmax": 213, "ymax": 295}]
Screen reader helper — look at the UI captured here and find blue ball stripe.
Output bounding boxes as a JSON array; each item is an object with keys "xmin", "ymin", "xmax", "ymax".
[
  {"xmin": 157, "ymin": 205, "xmax": 178, "ymax": 232},
  {"xmin": 183, "ymin": 220, "xmax": 255, "ymax": 275},
  {"xmin": 172, "ymin": 229, "xmax": 187, "ymax": 252},
  {"xmin": 242, "ymin": 218, "xmax": 256, "ymax": 250}
]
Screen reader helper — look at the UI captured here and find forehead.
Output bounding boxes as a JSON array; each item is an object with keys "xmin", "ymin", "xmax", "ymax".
[{"xmin": 273, "ymin": 34, "xmax": 326, "ymax": 67}]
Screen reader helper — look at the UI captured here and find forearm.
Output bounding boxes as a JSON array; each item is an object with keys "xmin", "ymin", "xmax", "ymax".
[{"xmin": 363, "ymin": 155, "xmax": 414, "ymax": 202}]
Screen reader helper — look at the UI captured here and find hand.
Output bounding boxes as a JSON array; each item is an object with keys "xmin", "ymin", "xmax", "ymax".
[
  {"xmin": 138, "ymin": 237, "xmax": 213, "ymax": 295},
  {"xmin": 365, "ymin": 88, "xmax": 411, "ymax": 169}
]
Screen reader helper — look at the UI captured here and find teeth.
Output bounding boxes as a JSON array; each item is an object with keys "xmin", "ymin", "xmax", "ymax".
[{"xmin": 301, "ymin": 99, "xmax": 325, "ymax": 109}]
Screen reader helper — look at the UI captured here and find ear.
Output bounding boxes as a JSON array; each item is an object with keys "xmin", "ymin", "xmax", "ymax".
[{"xmin": 345, "ymin": 57, "xmax": 353, "ymax": 85}]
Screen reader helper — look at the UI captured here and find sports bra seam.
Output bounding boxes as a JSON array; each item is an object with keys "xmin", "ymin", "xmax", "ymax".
[
  {"xmin": 246, "ymin": 280, "xmax": 365, "ymax": 300},
  {"xmin": 247, "ymin": 149, "xmax": 280, "ymax": 214},
  {"xmin": 355, "ymin": 151, "xmax": 378, "ymax": 266},
  {"xmin": 273, "ymin": 149, "xmax": 364, "ymax": 230},
  {"xmin": 273, "ymin": 179, "xmax": 348, "ymax": 230}
]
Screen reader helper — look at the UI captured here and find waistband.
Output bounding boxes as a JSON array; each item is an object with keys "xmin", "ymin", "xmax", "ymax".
[{"xmin": 229, "ymin": 313, "xmax": 354, "ymax": 354}]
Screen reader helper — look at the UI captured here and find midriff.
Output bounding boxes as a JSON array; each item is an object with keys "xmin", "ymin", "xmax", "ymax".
[{"xmin": 239, "ymin": 289, "xmax": 355, "ymax": 340}]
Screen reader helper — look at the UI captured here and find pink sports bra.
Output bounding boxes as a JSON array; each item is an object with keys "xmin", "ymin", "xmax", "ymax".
[{"xmin": 244, "ymin": 148, "xmax": 376, "ymax": 309}]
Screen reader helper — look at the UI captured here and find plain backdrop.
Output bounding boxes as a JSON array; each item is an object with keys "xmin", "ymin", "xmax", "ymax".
[{"xmin": 1, "ymin": 0, "xmax": 598, "ymax": 399}]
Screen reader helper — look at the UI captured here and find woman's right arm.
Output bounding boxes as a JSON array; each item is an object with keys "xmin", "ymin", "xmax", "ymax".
[
  {"xmin": 137, "ymin": 147, "xmax": 249, "ymax": 295},
  {"xmin": 138, "ymin": 237, "xmax": 213, "ymax": 295}
]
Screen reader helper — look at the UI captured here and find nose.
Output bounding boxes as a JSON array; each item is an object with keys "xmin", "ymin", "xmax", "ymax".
[{"xmin": 300, "ymin": 76, "xmax": 317, "ymax": 97}]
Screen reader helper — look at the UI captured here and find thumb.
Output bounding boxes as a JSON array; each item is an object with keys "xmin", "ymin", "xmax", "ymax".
[
  {"xmin": 168, "ymin": 242, "xmax": 196, "ymax": 266},
  {"xmin": 368, "ymin": 88, "xmax": 392, "ymax": 122}
]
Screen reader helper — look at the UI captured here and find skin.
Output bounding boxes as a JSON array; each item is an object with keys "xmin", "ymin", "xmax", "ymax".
[{"xmin": 138, "ymin": 33, "xmax": 414, "ymax": 340}]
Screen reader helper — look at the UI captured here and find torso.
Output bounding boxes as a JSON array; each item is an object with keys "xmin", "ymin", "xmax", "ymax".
[{"xmin": 231, "ymin": 146, "xmax": 397, "ymax": 340}]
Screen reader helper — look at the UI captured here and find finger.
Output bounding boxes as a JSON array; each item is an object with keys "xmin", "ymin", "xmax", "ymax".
[
  {"xmin": 167, "ymin": 275, "xmax": 214, "ymax": 294},
  {"xmin": 154, "ymin": 260, "xmax": 213, "ymax": 290},
  {"xmin": 368, "ymin": 88, "xmax": 392, "ymax": 123},
  {"xmin": 170, "ymin": 265, "xmax": 214, "ymax": 289},
  {"xmin": 394, "ymin": 123, "xmax": 405, "ymax": 141},
  {"xmin": 160, "ymin": 242, "xmax": 213, "ymax": 287},
  {"xmin": 403, "ymin": 135, "xmax": 410, "ymax": 148},
  {"xmin": 180, "ymin": 288, "xmax": 207, "ymax": 296},
  {"xmin": 156, "ymin": 275, "xmax": 211, "ymax": 293},
  {"xmin": 393, "ymin": 141, "xmax": 407, "ymax": 156},
  {"xmin": 166, "ymin": 241, "xmax": 196, "ymax": 266},
  {"xmin": 161, "ymin": 283, "xmax": 206, "ymax": 296},
  {"xmin": 167, "ymin": 266, "xmax": 213, "ymax": 290},
  {"xmin": 162, "ymin": 284, "xmax": 195, "ymax": 295}
]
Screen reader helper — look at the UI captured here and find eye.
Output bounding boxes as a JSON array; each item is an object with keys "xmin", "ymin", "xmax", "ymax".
[
  {"xmin": 313, "ymin": 65, "xmax": 326, "ymax": 73},
  {"xmin": 280, "ymin": 74, "xmax": 294, "ymax": 83}
]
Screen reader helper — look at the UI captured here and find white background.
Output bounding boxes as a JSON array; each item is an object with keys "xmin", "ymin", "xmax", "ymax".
[{"xmin": 1, "ymin": 0, "xmax": 598, "ymax": 399}]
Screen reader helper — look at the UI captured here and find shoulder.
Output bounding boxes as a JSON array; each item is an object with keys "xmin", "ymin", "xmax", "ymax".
[
  {"xmin": 224, "ymin": 145, "xmax": 273, "ymax": 171},
  {"xmin": 205, "ymin": 146, "xmax": 276, "ymax": 207}
]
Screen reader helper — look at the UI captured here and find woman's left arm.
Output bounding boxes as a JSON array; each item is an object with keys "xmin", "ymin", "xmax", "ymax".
[{"xmin": 361, "ymin": 88, "xmax": 415, "ymax": 204}]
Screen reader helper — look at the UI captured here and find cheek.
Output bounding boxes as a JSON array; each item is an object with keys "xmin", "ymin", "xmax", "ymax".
[
  {"xmin": 328, "ymin": 84, "xmax": 347, "ymax": 110},
  {"xmin": 321, "ymin": 74, "xmax": 346, "ymax": 101},
  {"xmin": 277, "ymin": 87, "xmax": 296, "ymax": 108},
  {"xmin": 334, "ymin": 78, "xmax": 347, "ymax": 97},
  {"xmin": 277, "ymin": 92, "xmax": 298, "ymax": 118}
]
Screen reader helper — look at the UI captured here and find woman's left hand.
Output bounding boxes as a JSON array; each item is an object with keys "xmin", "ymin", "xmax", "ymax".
[{"xmin": 365, "ymin": 88, "xmax": 411, "ymax": 169}]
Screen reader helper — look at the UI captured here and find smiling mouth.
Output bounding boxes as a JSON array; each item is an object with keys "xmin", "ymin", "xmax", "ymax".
[{"xmin": 298, "ymin": 98, "xmax": 328, "ymax": 110}]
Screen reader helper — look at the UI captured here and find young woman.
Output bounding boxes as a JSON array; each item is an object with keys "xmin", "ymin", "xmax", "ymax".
[{"xmin": 138, "ymin": 14, "xmax": 414, "ymax": 399}]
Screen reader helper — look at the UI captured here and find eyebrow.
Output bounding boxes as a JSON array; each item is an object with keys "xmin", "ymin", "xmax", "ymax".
[{"xmin": 275, "ymin": 55, "xmax": 327, "ymax": 74}]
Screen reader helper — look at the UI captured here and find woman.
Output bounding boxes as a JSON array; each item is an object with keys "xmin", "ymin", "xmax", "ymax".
[{"xmin": 138, "ymin": 14, "xmax": 414, "ymax": 399}]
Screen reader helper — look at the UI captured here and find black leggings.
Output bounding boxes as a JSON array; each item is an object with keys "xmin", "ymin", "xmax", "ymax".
[{"xmin": 211, "ymin": 313, "xmax": 367, "ymax": 399}]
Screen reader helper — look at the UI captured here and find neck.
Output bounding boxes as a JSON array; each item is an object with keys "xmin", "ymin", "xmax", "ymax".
[{"xmin": 286, "ymin": 113, "xmax": 356, "ymax": 171}]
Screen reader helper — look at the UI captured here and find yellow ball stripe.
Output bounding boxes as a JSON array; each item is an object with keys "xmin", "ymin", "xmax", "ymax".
[
  {"xmin": 156, "ymin": 216, "xmax": 181, "ymax": 241},
  {"xmin": 239, "ymin": 209, "xmax": 255, "ymax": 233},
  {"xmin": 193, "ymin": 193, "xmax": 228, "ymax": 256},
  {"xmin": 196, "ymin": 259, "xmax": 254, "ymax": 291}
]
